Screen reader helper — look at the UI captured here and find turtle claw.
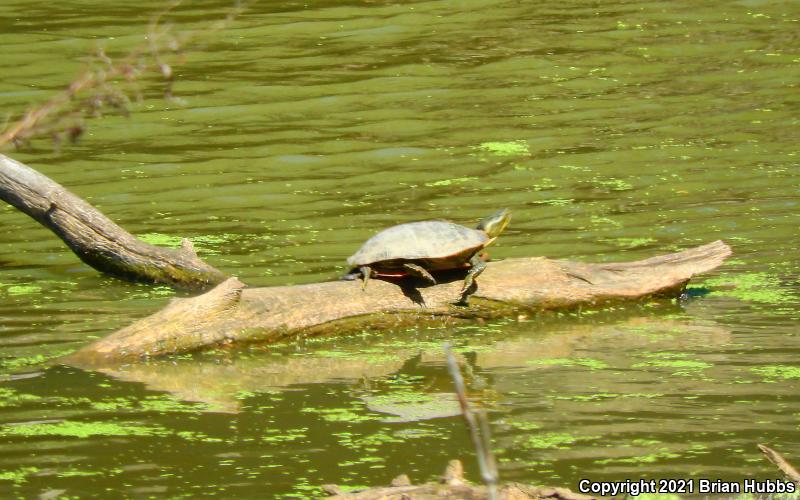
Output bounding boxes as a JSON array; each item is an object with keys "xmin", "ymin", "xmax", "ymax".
[
  {"xmin": 403, "ymin": 263, "xmax": 436, "ymax": 285},
  {"xmin": 457, "ymin": 253, "xmax": 487, "ymax": 304},
  {"xmin": 457, "ymin": 284, "xmax": 475, "ymax": 305},
  {"xmin": 359, "ymin": 266, "xmax": 373, "ymax": 290}
]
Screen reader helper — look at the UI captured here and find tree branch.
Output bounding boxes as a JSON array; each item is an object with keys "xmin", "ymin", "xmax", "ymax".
[
  {"xmin": 0, "ymin": 154, "xmax": 226, "ymax": 289},
  {"xmin": 758, "ymin": 444, "xmax": 800, "ymax": 485}
]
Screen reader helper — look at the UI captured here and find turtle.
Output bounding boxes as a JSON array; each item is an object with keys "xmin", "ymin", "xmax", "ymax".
[{"xmin": 344, "ymin": 209, "xmax": 511, "ymax": 301}]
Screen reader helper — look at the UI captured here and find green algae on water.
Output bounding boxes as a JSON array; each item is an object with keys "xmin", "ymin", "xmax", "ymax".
[
  {"xmin": 552, "ymin": 392, "xmax": 663, "ymax": 402},
  {"xmin": 0, "ymin": 388, "xmax": 42, "ymax": 407},
  {"xmin": 90, "ymin": 395, "xmax": 210, "ymax": 413},
  {"xmin": 5, "ymin": 285, "xmax": 42, "ymax": 296},
  {"xmin": 362, "ymin": 391, "xmax": 461, "ymax": 422},
  {"xmin": 424, "ymin": 176, "xmax": 478, "ymax": 187},
  {"xmin": 702, "ymin": 272, "xmax": 797, "ymax": 305},
  {"xmin": 393, "ymin": 427, "xmax": 443, "ymax": 440},
  {"xmin": 338, "ymin": 455, "xmax": 385, "ymax": 468},
  {"xmin": 533, "ymin": 198, "xmax": 574, "ymax": 206},
  {"xmin": 519, "ymin": 432, "xmax": 595, "ymax": 450},
  {"xmin": 138, "ymin": 232, "xmax": 241, "ymax": 254},
  {"xmin": 750, "ymin": 365, "xmax": 800, "ymax": 382},
  {"xmin": 175, "ymin": 430, "xmax": 224, "ymax": 443},
  {"xmin": 311, "ymin": 349, "xmax": 400, "ymax": 364},
  {"xmin": 634, "ymin": 351, "xmax": 714, "ymax": 376},
  {"xmin": 300, "ymin": 406, "xmax": 376, "ymax": 423},
  {"xmin": 0, "ymin": 466, "xmax": 39, "ymax": 485},
  {"xmin": 1, "ymin": 352, "xmax": 70, "ymax": 372},
  {"xmin": 503, "ymin": 421, "xmax": 542, "ymax": 431},
  {"xmin": 475, "ymin": 140, "xmax": 530, "ymax": 157},
  {"xmin": 56, "ymin": 469, "xmax": 106, "ymax": 478},
  {"xmin": 595, "ymin": 449, "xmax": 681, "ymax": 465},
  {"xmin": 263, "ymin": 428, "xmax": 308, "ymax": 444},
  {"xmin": 587, "ymin": 176, "xmax": 634, "ymax": 191},
  {"xmin": 1, "ymin": 420, "xmax": 170, "ymax": 438},
  {"xmin": 334, "ymin": 430, "xmax": 404, "ymax": 450},
  {"xmin": 605, "ymin": 237, "xmax": 657, "ymax": 249},
  {"xmin": 334, "ymin": 484, "xmax": 371, "ymax": 494},
  {"xmin": 632, "ymin": 358, "xmax": 713, "ymax": 377},
  {"xmin": 138, "ymin": 232, "xmax": 184, "ymax": 248},
  {"xmin": 526, "ymin": 357, "xmax": 608, "ymax": 370}
]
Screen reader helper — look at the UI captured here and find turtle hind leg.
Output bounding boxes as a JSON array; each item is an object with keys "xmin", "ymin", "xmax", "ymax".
[
  {"xmin": 403, "ymin": 263, "xmax": 436, "ymax": 285},
  {"xmin": 359, "ymin": 265, "xmax": 374, "ymax": 290},
  {"xmin": 459, "ymin": 254, "xmax": 487, "ymax": 302}
]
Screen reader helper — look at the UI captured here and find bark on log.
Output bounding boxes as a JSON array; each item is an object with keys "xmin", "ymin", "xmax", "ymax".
[
  {"xmin": 0, "ymin": 154, "xmax": 226, "ymax": 289},
  {"xmin": 758, "ymin": 444, "xmax": 800, "ymax": 485},
  {"xmin": 69, "ymin": 240, "xmax": 732, "ymax": 364},
  {"xmin": 321, "ymin": 459, "xmax": 597, "ymax": 500}
]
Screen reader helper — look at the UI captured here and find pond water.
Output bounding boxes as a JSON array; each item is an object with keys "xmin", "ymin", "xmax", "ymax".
[{"xmin": 0, "ymin": 0, "xmax": 798, "ymax": 497}]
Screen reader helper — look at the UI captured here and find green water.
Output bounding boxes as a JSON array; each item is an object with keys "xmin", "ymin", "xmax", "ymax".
[{"xmin": 1, "ymin": 0, "xmax": 799, "ymax": 497}]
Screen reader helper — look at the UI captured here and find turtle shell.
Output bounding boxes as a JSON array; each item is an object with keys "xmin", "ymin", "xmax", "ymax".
[{"xmin": 347, "ymin": 221, "xmax": 489, "ymax": 271}]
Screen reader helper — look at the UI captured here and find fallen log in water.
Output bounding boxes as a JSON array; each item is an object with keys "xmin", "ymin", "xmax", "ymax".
[{"xmin": 68, "ymin": 240, "xmax": 731, "ymax": 363}]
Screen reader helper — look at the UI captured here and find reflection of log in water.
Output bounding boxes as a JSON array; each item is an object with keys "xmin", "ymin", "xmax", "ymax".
[
  {"xmin": 66, "ymin": 316, "xmax": 732, "ymax": 413},
  {"xmin": 76, "ymin": 353, "xmax": 408, "ymax": 412},
  {"xmin": 475, "ymin": 317, "xmax": 732, "ymax": 370},
  {"xmin": 70, "ymin": 241, "xmax": 732, "ymax": 362}
]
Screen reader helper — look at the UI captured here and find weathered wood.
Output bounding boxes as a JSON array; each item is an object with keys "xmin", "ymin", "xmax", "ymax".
[
  {"xmin": 0, "ymin": 154, "xmax": 226, "ymax": 289},
  {"xmin": 759, "ymin": 444, "xmax": 800, "ymax": 485},
  {"xmin": 322, "ymin": 460, "xmax": 597, "ymax": 500},
  {"xmin": 69, "ymin": 240, "xmax": 732, "ymax": 363}
]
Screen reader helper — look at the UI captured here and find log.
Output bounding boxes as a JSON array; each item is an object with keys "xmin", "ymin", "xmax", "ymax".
[
  {"xmin": 0, "ymin": 154, "xmax": 226, "ymax": 289},
  {"xmin": 64, "ymin": 316, "xmax": 731, "ymax": 411},
  {"xmin": 758, "ymin": 444, "xmax": 800, "ymax": 485},
  {"xmin": 321, "ymin": 459, "xmax": 597, "ymax": 500},
  {"xmin": 68, "ymin": 240, "xmax": 732, "ymax": 363}
]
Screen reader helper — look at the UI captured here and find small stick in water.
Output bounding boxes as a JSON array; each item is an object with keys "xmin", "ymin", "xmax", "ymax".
[
  {"xmin": 758, "ymin": 444, "xmax": 800, "ymax": 485},
  {"xmin": 444, "ymin": 343, "xmax": 499, "ymax": 500}
]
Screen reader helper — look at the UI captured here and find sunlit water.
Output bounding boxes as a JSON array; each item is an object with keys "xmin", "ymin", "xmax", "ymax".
[{"xmin": 0, "ymin": 0, "xmax": 798, "ymax": 497}]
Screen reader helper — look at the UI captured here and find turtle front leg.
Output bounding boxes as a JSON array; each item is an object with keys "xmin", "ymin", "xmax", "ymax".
[
  {"xmin": 460, "ymin": 253, "xmax": 487, "ymax": 302},
  {"xmin": 403, "ymin": 263, "xmax": 437, "ymax": 285},
  {"xmin": 359, "ymin": 265, "xmax": 374, "ymax": 290}
]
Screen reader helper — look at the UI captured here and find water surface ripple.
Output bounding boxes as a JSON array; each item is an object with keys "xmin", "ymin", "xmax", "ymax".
[{"xmin": 0, "ymin": 0, "xmax": 798, "ymax": 496}]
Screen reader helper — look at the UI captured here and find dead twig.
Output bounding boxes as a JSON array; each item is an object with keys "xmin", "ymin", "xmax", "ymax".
[
  {"xmin": 758, "ymin": 444, "xmax": 800, "ymax": 485},
  {"xmin": 0, "ymin": 0, "xmax": 248, "ymax": 149},
  {"xmin": 445, "ymin": 343, "xmax": 499, "ymax": 500}
]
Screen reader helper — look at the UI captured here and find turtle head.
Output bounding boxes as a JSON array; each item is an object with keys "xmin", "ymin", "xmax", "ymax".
[{"xmin": 476, "ymin": 208, "xmax": 511, "ymax": 238}]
